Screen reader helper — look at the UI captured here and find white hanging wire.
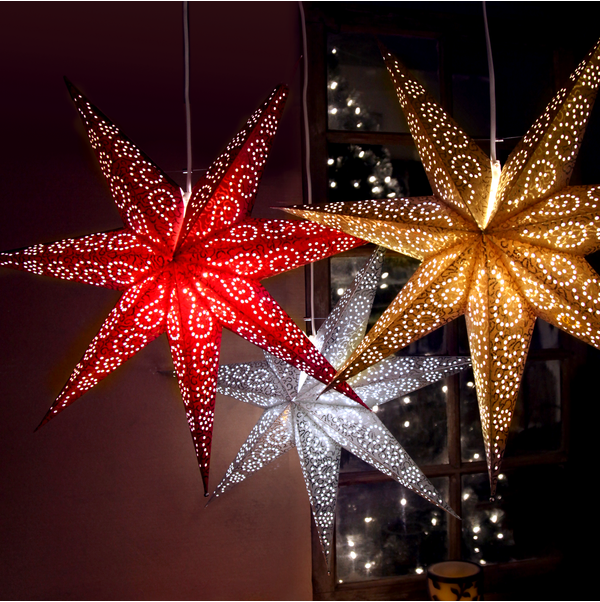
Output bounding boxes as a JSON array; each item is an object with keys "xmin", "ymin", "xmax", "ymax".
[
  {"xmin": 482, "ymin": 0, "xmax": 502, "ymax": 228},
  {"xmin": 299, "ymin": 3, "xmax": 502, "ymax": 330},
  {"xmin": 298, "ymin": 0, "xmax": 318, "ymax": 338},
  {"xmin": 183, "ymin": 1, "xmax": 193, "ymax": 203},
  {"xmin": 483, "ymin": 0, "xmax": 497, "ymax": 162}
]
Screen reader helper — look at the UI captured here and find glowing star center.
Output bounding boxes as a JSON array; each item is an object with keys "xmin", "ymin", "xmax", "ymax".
[{"xmin": 483, "ymin": 159, "xmax": 502, "ymax": 229}]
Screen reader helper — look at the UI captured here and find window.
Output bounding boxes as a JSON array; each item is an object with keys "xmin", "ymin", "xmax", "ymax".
[{"xmin": 303, "ymin": 3, "xmax": 600, "ymax": 599}]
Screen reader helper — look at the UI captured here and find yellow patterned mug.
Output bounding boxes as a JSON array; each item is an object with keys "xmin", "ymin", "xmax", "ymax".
[{"xmin": 427, "ymin": 561, "xmax": 482, "ymax": 600}]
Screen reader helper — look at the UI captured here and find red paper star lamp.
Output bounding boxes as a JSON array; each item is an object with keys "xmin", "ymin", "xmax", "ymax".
[{"xmin": 0, "ymin": 80, "xmax": 365, "ymax": 492}]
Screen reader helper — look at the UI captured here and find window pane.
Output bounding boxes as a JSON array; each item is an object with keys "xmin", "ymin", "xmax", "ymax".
[
  {"xmin": 375, "ymin": 380, "xmax": 449, "ymax": 464},
  {"xmin": 339, "ymin": 375, "xmax": 449, "ymax": 473},
  {"xmin": 529, "ymin": 318, "xmax": 559, "ymax": 350},
  {"xmin": 330, "ymin": 250, "xmax": 447, "ymax": 358},
  {"xmin": 327, "ymin": 33, "xmax": 439, "ymax": 133},
  {"xmin": 460, "ymin": 360, "xmax": 562, "ymax": 463},
  {"xmin": 508, "ymin": 359, "xmax": 562, "ymax": 455},
  {"xmin": 462, "ymin": 468, "xmax": 567, "ymax": 565},
  {"xmin": 330, "ymin": 254, "xmax": 369, "ymax": 308},
  {"xmin": 461, "ymin": 472, "xmax": 515, "ymax": 565},
  {"xmin": 459, "ymin": 368, "xmax": 485, "ymax": 463},
  {"xmin": 327, "ymin": 143, "xmax": 431, "ymax": 203},
  {"xmin": 336, "ymin": 477, "xmax": 449, "ymax": 583},
  {"xmin": 331, "ymin": 252, "xmax": 420, "ymax": 327}
]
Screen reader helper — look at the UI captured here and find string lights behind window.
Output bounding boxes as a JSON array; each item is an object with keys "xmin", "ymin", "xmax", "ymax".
[{"xmin": 286, "ymin": 38, "xmax": 600, "ymax": 495}]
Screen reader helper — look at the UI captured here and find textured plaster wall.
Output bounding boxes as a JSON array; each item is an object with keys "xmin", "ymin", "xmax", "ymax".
[{"xmin": 0, "ymin": 2, "xmax": 312, "ymax": 600}]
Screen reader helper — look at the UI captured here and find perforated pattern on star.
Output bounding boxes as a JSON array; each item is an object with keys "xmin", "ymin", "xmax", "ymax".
[
  {"xmin": 289, "ymin": 197, "xmax": 476, "ymax": 261},
  {"xmin": 348, "ymin": 356, "xmax": 471, "ymax": 408},
  {"xmin": 67, "ymin": 80, "xmax": 184, "ymax": 252},
  {"xmin": 265, "ymin": 353, "xmax": 302, "ymax": 402},
  {"xmin": 340, "ymin": 241, "xmax": 478, "ymax": 375},
  {"xmin": 0, "ymin": 81, "xmax": 365, "ymax": 492},
  {"xmin": 382, "ymin": 49, "xmax": 493, "ymax": 228},
  {"xmin": 495, "ymin": 238, "xmax": 600, "ymax": 348},
  {"xmin": 492, "ymin": 185, "xmax": 600, "ymax": 255},
  {"xmin": 465, "ymin": 242, "xmax": 537, "ymax": 486},
  {"xmin": 294, "ymin": 408, "xmax": 341, "ymax": 563},
  {"xmin": 493, "ymin": 39, "xmax": 600, "ymax": 225},
  {"xmin": 47, "ymin": 272, "xmax": 171, "ymax": 417},
  {"xmin": 216, "ymin": 404, "xmax": 295, "ymax": 492},
  {"xmin": 287, "ymin": 39, "xmax": 600, "ymax": 493},
  {"xmin": 0, "ymin": 232, "xmax": 161, "ymax": 290},
  {"xmin": 218, "ymin": 361, "xmax": 288, "ymax": 407},
  {"xmin": 183, "ymin": 218, "xmax": 358, "ymax": 280},
  {"xmin": 314, "ymin": 247, "xmax": 385, "ymax": 369},
  {"xmin": 179, "ymin": 87, "xmax": 287, "ymax": 247},
  {"xmin": 305, "ymin": 402, "xmax": 453, "ymax": 512}
]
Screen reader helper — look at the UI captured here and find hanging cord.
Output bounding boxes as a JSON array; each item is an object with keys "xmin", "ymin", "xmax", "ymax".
[
  {"xmin": 183, "ymin": 1, "xmax": 193, "ymax": 201},
  {"xmin": 482, "ymin": 1, "xmax": 502, "ymax": 228},
  {"xmin": 482, "ymin": 1, "xmax": 497, "ymax": 162},
  {"xmin": 298, "ymin": 1, "xmax": 317, "ymax": 338},
  {"xmin": 298, "ymin": 1, "xmax": 312, "ymax": 207}
]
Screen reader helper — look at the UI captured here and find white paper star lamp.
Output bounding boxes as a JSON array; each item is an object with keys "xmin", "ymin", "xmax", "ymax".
[
  {"xmin": 213, "ymin": 247, "xmax": 470, "ymax": 567},
  {"xmin": 286, "ymin": 39, "xmax": 600, "ymax": 495}
]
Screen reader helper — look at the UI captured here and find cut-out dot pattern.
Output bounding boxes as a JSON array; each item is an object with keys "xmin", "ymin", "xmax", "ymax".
[
  {"xmin": 179, "ymin": 87, "xmax": 288, "ymax": 248},
  {"xmin": 494, "ymin": 238, "xmax": 600, "ymax": 348},
  {"xmin": 465, "ymin": 242, "xmax": 536, "ymax": 492},
  {"xmin": 287, "ymin": 39, "xmax": 600, "ymax": 493},
  {"xmin": 493, "ymin": 39, "xmax": 600, "ymax": 224},
  {"xmin": 0, "ymin": 231, "xmax": 161, "ymax": 290},
  {"xmin": 66, "ymin": 80, "xmax": 185, "ymax": 253},
  {"xmin": 492, "ymin": 185, "xmax": 600, "ymax": 255},
  {"xmin": 0, "ymin": 81, "xmax": 364, "ymax": 492},
  {"xmin": 382, "ymin": 53, "xmax": 494, "ymax": 228},
  {"xmin": 216, "ymin": 403, "xmax": 295, "ymax": 489},
  {"xmin": 286, "ymin": 196, "xmax": 477, "ymax": 261}
]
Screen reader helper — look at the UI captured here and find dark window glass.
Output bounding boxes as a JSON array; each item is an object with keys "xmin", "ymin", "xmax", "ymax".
[
  {"xmin": 336, "ymin": 477, "xmax": 449, "ymax": 582},
  {"xmin": 327, "ymin": 143, "xmax": 431, "ymax": 203},
  {"xmin": 328, "ymin": 34, "xmax": 439, "ymax": 133},
  {"xmin": 461, "ymin": 467, "xmax": 568, "ymax": 564},
  {"xmin": 461, "ymin": 359, "xmax": 562, "ymax": 463}
]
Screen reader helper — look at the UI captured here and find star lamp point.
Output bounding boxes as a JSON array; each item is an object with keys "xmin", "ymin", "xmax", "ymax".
[{"xmin": 285, "ymin": 38, "xmax": 600, "ymax": 494}]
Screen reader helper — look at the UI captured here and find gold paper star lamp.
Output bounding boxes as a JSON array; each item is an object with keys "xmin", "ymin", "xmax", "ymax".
[{"xmin": 286, "ymin": 39, "xmax": 600, "ymax": 494}]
